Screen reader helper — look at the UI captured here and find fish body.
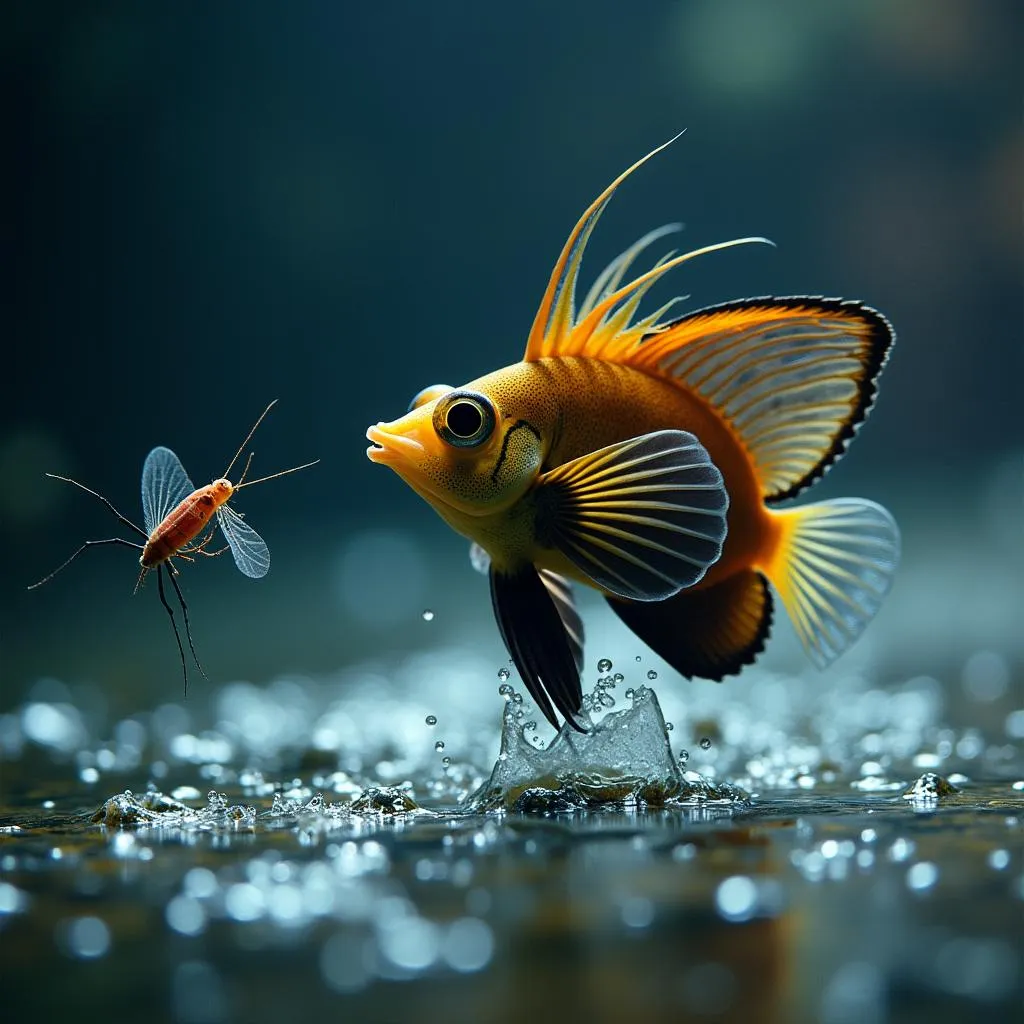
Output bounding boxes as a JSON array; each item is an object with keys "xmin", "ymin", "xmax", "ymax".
[
  {"xmin": 368, "ymin": 140, "xmax": 899, "ymax": 730},
  {"xmin": 385, "ymin": 357, "xmax": 767, "ymax": 582}
]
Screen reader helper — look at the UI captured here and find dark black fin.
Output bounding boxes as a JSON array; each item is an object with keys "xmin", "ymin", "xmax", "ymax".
[
  {"xmin": 471, "ymin": 542, "xmax": 585, "ymax": 674},
  {"xmin": 538, "ymin": 569, "xmax": 585, "ymax": 674},
  {"xmin": 490, "ymin": 564, "xmax": 585, "ymax": 732},
  {"xmin": 607, "ymin": 569, "xmax": 773, "ymax": 681},
  {"xmin": 533, "ymin": 430, "xmax": 728, "ymax": 602}
]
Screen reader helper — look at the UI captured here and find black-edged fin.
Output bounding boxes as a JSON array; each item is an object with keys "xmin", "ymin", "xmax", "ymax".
[
  {"xmin": 489, "ymin": 565, "xmax": 585, "ymax": 732},
  {"xmin": 608, "ymin": 569, "xmax": 772, "ymax": 681},
  {"xmin": 538, "ymin": 569, "xmax": 585, "ymax": 674},
  {"xmin": 533, "ymin": 430, "xmax": 728, "ymax": 602},
  {"xmin": 626, "ymin": 298, "xmax": 894, "ymax": 502}
]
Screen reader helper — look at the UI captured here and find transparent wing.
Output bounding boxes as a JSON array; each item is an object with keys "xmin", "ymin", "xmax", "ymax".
[
  {"xmin": 141, "ymin": 446, "xmax": 196, "ymax": 534},
  {"xmin": 216, "ymin": 504, "xmax": 271, "ymax": 578}
]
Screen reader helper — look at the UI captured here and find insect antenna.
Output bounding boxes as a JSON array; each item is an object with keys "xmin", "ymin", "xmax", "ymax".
[
  {"xmin": 44, "ymin": 474, "xmax": 148, "ymax": 539},
  {"xmin": 233, "ymin": 459, "xmax": 320, "ymax": 491},
  {"xmin": 28, "ymin": 538, "xmax": 144, "ymax": 590},
  {"xmin": 221, "ymin": 399, "xmax": 279, "ymax": 481},
  {"xmin": 167, "ymin": 563, "xmax": 207, "ymax": 684}
]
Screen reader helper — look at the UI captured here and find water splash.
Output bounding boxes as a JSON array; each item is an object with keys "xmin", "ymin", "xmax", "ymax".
[{"xmin": 469, "ymin": 684, "xmax": 746, "ymax": 812}]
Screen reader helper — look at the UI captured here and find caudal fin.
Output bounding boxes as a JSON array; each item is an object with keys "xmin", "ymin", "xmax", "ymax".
[{"xmin": 765, "ymin": 499, "xmax": 899, "ymax": 668}]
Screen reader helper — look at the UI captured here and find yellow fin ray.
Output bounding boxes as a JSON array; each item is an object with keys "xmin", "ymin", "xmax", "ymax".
[{"xmin": 764, "ymin": 499, "xmax": 899, "ymax": 668}]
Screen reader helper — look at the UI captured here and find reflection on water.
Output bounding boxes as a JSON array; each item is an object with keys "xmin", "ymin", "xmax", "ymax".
[{"xmin": 1, "ymin": 652, "xmax": 1021, "ymax": 1023}]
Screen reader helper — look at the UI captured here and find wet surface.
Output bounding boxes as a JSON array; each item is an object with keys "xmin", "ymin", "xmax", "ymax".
[{"xmin": 2, "ymin": 660, "xmax": 1022, "ymax": 1024}]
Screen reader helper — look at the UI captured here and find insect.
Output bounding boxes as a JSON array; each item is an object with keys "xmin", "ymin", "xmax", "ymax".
[
  {"xmin": 29, "ymin": 400, "xmax": 318, "ymax": 689},
  {"xmin": 366, "ymin": 138, "xmax": 900, "ymax": 732}
]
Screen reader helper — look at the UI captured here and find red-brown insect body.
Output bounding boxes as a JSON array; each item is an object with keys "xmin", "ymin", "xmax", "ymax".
[{"xmin": 140, "ymin": 479, "xmax": 234, "ymax": 569}]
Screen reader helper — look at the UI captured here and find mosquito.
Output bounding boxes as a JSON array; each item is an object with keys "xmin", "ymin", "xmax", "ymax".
[{"xmin": 28, "ymin": 400, "xmax": 318, "ymax": 691}]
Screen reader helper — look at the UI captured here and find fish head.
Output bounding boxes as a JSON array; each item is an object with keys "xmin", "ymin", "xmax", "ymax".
[{"xmin": 366, "ymin": 375, "xmax": 545, "ymax": 518}]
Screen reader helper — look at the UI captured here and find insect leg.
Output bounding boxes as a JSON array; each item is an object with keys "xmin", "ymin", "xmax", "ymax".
[
  {"xmin": 167, "ymin": 562, "xmax": 208, "ymax": 682},
  {"xmin": 182, "ymin": 530, "xmax": 229, "ymax": 558},
  {"xmin": 157, "ymin": 564, "xmax": 190, "ymax": 695},
  {"xmin": 27, "ymin": 538, "xmax": 143, "ymax": 590},
  {"xmin": 45, "ymin": 475, "xmax": 147, "ymax": 539}
]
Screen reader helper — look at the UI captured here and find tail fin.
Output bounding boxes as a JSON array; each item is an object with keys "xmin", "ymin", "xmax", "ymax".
[{"xmin": 764, "ymin": 499, "xmax": 899, "ymax": 668}]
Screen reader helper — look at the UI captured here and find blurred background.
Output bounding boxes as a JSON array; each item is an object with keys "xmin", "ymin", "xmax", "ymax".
[{"xmin": 2, "ymin": 0, "xmax": 1021, "ymax": 709}]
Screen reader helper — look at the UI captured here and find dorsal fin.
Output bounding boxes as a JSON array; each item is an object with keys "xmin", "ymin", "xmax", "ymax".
[
  {"xmin": 522, "ymin": 136, "xmax": 772, "ymax": 363},
  {"xmin": 519, "ymin": 146, "xmax": 892, "ymax": 502},
  {"xmin": 625, "ymin": 298, "xmax": 894, "ymax": 501}
]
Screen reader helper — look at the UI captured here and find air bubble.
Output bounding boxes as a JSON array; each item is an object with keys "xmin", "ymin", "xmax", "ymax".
[
  {"xmin": 435, "ymin": 741, "xmax": 445, "ymax": 752},
  {"xmin": 425, "ymin": 715, "xmax": 437, "ymax": 727},
  {"xmin": 421, "ymin": 609, "xmax": 435, "ymax": 621},
  {"xmin": 678, "ymin": 749, "xmax": 689, "ymax": 764},
  {"xmin": 700, "ymin": 737, "xmax": 712, "ymax": 751},
  {"xmin": 597, "ymin": 658, "xmax": 613, "ymax": 673},
  {"xmin": 647, "ymin": 670, "xmax": 658, "ymax": 680},
  {"xmin": 497, "ymin": 667, "xmax": 510, "ymax": 682}
]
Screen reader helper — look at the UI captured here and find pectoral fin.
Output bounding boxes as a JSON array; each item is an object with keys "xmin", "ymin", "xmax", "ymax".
[
  {"xmin": 489, "ymin": 564, "xmax": 585, "ymax": 733},
  {"xmin": 533, "ymin": 430, "xmax": 729, "ymax": 602}
]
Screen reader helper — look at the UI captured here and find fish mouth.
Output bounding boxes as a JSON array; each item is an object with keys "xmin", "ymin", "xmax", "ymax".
[{"xmin": 366, "ymin": 424, "xmax": 426, "ymax": 465}]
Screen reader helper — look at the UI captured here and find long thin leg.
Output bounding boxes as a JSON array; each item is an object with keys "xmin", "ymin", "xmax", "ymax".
[
  {"xmin": 167, "ymin": 563, "xmax": 207, "ymax": 683},
  {"xmin": 157, "ymin": 564, "xmax": 190, "ymax": 695},
  {"xmin": 28, "ymin": 538, "xmax": 143, "ymax": 590},
  {"xmin": 45, "ymin": 475, "xmax": 148, "ymax": 539}
]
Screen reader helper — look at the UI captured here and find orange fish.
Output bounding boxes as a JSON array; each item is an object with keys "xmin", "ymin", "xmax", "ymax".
[{"xmin": 367, "ymin": 140, "xmax": 899, "ymax": 731}]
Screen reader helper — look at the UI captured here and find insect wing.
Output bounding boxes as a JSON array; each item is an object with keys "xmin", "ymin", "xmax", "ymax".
[
  {"xmin": 216, "ymin": 504, "xmax": 270, "ymax": 578},
  {"xmin": 141, "ymin": 446, "xmax": 196, "ymax": 534}
]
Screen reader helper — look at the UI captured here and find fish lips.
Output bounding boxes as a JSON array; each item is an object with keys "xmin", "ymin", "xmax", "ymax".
[
  {"xmin": 365, "ymin": 423, "xmax": 425, "ymax": 467},
  {"xmin": 365, "ymin": 422, "xmax": 491, "ymax": 518}
]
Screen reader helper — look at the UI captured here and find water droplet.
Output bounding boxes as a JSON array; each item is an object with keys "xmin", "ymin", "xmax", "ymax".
[
  {"xmin": 435, "ymin": 741, "xmax": 445, "ymax": 752},
  {"xmin": 497, "ymin": 667, "xmax": 510, "ymax": 682},
  {"xmin": 700, "ymin": 737, "xmax": 712, "ymax": 750},
  {"xmin": 597, "ymin": 658, "xmax": 613, "ymax": 673},
  {"xmin": 678, "ymin": 749, "xmax": 689, "ymax": 764},
  {"xmin": 421, "ymin": 609, "xmax": 434, "ymax": 621},
  {"xmin": 425, "ymin": 715, "xmax": 437, "ymax": 727},
  {"xmin": 647, "ymin": 669, "xmax": 658, "ymax": 680}
]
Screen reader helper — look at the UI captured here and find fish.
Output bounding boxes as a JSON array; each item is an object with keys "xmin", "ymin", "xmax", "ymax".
[{"xmin": 367, "ymin": 139, "xmax": 900, "ymax": 731}]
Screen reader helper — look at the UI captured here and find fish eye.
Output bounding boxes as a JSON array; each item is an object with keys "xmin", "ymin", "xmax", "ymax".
[
  {"xmin": 433, "ymin": 391, "xmax": 496, "ymax": 448},
  {"xmin": 408, "ymin": 384, "xmax": 454, "ymax": 413}
]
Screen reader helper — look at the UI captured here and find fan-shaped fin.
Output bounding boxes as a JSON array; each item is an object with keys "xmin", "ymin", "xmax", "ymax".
[
  {"xmin": 624, "ymin": 298, "xmax": 894, "ymax": 500},
  {"xmin": 532, "ymin": 430, "xmax": 728, "ymax": 602},
  {"xmin": 764, "ymin": 498, "xmax": 899, "ymax": 667}
]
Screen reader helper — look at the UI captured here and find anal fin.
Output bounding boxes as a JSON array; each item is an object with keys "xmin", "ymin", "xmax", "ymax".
[{"xmin": 607, "ymin": 569, "xmax": 773, "ymax": 681}]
